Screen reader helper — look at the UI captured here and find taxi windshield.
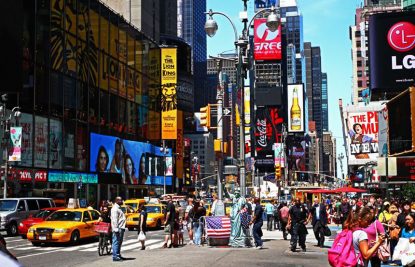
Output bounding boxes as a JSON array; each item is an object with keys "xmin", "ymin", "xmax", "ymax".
[
  {"xmin": 47, "ymin": 211, "xmax": 82, "ymax": 221},
  {"xmin": 34, "ymin": 210, "xmax": 55, "ymax": 219},
  {"xmin": 146, "ymin": 206, "xmax": 162, "ymax": 213}
]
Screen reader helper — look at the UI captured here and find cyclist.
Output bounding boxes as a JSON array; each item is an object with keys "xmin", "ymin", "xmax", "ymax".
[{"xmin": 99, "ymin": 206, "xmax": 111, "ymax": 223}]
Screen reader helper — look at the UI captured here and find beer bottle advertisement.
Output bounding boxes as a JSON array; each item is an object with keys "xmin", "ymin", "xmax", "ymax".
[{"xmin": 287, "ymin": 84, "xmax": 304, "ymax": 132}]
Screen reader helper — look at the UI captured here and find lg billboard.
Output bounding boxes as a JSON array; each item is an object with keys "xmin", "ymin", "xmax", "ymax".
[
  {"xmin": 254, "ymin": 18, "xmax": 282, "ymax": 61},
  {"xmin": 369, "ymin": 12, "xmax": 415, "ymax": 90}
]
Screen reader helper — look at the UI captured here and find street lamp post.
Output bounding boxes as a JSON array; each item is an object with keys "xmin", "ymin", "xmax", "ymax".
[
  {"xmin": 0, "ymin": 97, "xmax": 21, "ymax": 198},
  {"xmin": 205, "ymin": 1, "xmax": 280, "ymax": 197},
  {"xmin": 161, "ymin": 140, "xmax": 167, "ymax": 196}
]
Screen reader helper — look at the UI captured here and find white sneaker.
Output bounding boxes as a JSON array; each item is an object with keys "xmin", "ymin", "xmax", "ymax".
[
  {"xmin": 256, "ymin": 246, "xmax": 263, "ymax": 249},
  {"xmin": 188, "ymin": 240, "xmax": 194, "ymax": 245}
]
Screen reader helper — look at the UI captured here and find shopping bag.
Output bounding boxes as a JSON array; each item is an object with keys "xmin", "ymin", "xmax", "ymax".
[
  {"xmin": 377, "ymin": 240, "xmax": 390, "ymax": 262},
  {"xmin": 323, "ymin": 226, "xmax": 332, "ymax": 237},
  {"xmin": 138, "ymin": 231, "xmax": 146, "ymax": 241},
  {"xmin": 392, "ymin": 238, "xmax": 410, "ymax": 261},
  {"xmin": 401, "ymin": 243, "xmax": 415, "ymax": 267}
]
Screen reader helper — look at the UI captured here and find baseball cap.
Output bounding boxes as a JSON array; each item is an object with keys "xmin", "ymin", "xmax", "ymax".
[{"xmin": 383, "ymin": 201, "xmax": 390, "ymax": 206}]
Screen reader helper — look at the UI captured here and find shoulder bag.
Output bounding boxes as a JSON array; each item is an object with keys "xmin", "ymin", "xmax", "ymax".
[{"xmin": 375, "ymin": 221, "xmax": 390, "ymax": 262}]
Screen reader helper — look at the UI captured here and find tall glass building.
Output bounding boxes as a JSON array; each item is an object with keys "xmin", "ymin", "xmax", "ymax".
[
  {"xmin": 322, "ymin": 73, "xmax": 328, "ymax": 132},
  {"xmin": 178, "ymin": 0, "xmax": 207, "ymax": 111},
  {"xmin": 0, "ymin": 0, "xmax": 181, "ymax": 203}
]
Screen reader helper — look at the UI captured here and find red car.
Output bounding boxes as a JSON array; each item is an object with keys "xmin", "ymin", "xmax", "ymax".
[{"xmin": 18, "ymin": 207, "xmax": 62, "ymax": 238}]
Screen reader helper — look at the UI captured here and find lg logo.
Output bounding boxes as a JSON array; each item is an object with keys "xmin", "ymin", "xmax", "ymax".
[
  {"xmin": 388, "ymin": 21, "xmax": 415, "ymax": 70},
  {"xmin": 255, "ymin": 22, "xmax": 279, "ymax": 41},
  {"xmin": 388, "ymin": 21, "xmax": 415, "ymax": 52}
]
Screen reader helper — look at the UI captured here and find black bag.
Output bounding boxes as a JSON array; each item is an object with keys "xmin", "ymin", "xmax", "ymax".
[
  {"xmin": 323, "ymin": 226, "xmax": 332, "ymax": 237},
  {"xmin": 298, "ymin": 224, "xmax": 308, "ymax": 235}
]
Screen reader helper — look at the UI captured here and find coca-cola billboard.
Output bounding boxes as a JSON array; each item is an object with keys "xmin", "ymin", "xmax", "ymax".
[
  {"xmin": 254, "ymin": 107, "xmax": 284, "ymax": 170},
  {"xmin": 369, "ymin": 12, "xmax": 415, "ymax": 90},
  {"xmin": 254, "ymin": 18, "xmax": 282, "ymax": 61}
]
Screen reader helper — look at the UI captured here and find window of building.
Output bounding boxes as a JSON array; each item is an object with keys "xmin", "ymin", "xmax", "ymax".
[
  {"xmin": 358, "ymin": 80, "xmax": 363, "ymax": 87},
  {"xmin": 357, "ymin": 60, "xmax": 362, "ymax": 67}
]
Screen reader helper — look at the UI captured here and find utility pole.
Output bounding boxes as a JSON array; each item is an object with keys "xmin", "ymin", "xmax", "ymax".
[{"xmin": 216, "ymin": 59, "xmax": 224, "ymax": 201}]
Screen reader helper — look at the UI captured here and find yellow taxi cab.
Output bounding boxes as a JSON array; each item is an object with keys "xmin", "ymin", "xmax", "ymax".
[
  {"xmin": 126, "ymin": 204, "xmax": 165, "ymax": 230},
  {"xmin": 124, "ymin": 199, "xmax": 146, "ymax": 212},
  {"xmin": 27, "ymin": 208, "xmax": 100, "ymax": 246}
]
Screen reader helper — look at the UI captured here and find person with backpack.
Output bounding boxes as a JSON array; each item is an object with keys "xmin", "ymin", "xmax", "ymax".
[
  {"xmin": 363, "ymin": 205, "xmax": 385, "ymax": 267},
  {"xmin": 328, "ymin": 207, "xmax": 386, "ymax": 267}
]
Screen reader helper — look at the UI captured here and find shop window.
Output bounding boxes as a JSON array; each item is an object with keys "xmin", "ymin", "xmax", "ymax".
[
  {"xmin": 63, "ymin": 120, "xmax": 75, "ymax": 169},
  {"xmin": 34, "ymin": 116, "xmax": 48, "ymax": 168},
  {"xmin": 76, "ymin": 126, "xmax": 87, "ymax": 171},
  {"xmin": 49, "ymin": 118, "xmax": 63, "ymax": 169}
]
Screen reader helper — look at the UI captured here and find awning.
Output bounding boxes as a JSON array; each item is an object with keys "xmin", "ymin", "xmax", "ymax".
[{"xmin": 332, "ymin": 186, "xmax": 367, "ymax": 193}]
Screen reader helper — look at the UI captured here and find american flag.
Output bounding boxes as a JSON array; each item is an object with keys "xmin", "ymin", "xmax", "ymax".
[{"xmin": 205, "ymin": 216, "xmax": 231, "ymax": 239}]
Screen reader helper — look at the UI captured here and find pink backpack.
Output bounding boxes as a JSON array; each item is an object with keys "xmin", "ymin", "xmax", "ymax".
[{"xmin": 328, "ymin": 229, "xmax": 362, "ymax": 267}]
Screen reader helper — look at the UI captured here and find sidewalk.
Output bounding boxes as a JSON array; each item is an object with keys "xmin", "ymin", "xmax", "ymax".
[{"xmin": 77, "ymin": 228, "xmax": 330, "ymax": 267}]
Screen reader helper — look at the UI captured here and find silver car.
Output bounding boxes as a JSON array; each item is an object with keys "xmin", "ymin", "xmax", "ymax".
[{"xmin": 0, "ymin": 198, "xmax": 55, "ymax": 236}]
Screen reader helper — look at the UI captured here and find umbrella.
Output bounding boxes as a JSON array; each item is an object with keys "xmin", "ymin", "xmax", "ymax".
[
  {"xmin": 332, "ymin": 186, "xmax": 367, "ymax": 193},
  {"xmin": 307, "ymin": 189, "xmax": 334, "ymax": 194}
]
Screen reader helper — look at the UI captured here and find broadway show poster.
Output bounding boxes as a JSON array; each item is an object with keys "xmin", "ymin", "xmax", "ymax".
[
  {"xmin": 17, "ymin": 113, "xmax": 32, "ymax": 167},
  {"xmin": 161, "ymin": 47, "xmax": 177, "ymax": 140},
  {"xmin": 34, "ymin": 116, "xmax": 48, "ymax": 168},
  {"xmin": 90, "ymin": 133, "xmax": 172, "ymax": 185},
  {"xmin": 8, "ymin": 127, "xmax": 22, "ymax": 162},
  {"xmin": 345, "ymin": 104, "xmax": 382, "ymax": 165}
]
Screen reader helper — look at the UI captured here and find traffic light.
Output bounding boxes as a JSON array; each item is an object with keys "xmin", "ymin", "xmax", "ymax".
[
  {"xmin": 275, "ymin": 165, "xmax": 282, "ymax": 180},
  {"xmin": 199, "ymin": 104, "xmax": 211, "ymax": 128}
]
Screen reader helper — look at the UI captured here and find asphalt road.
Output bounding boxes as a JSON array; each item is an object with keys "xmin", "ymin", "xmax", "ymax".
[{"xmin": 4, "ymin": 228, "xmax": 166, "ymax": 267}]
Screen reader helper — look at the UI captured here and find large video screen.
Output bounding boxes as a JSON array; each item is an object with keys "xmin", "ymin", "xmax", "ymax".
[{"xmin": 90, "ymin": 133, "xmax": 172, "ymax": 185}]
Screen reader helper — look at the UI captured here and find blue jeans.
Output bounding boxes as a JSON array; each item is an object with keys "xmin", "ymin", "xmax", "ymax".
[
  {"xmin": 253, "ymin": 221, "xmax": 263, "ymax": 247},
  {"xmin": 112, "ymin": 229, "xmax": 125, "ymax": 260},
  {"xmin": 192, "ymin": 221, "xmax": 203, "ymax": 245}
]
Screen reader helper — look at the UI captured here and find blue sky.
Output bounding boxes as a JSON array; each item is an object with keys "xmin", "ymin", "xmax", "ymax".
[{"xmin": 206, "ymin": 0, "xmax": 362, "ymax": 177}]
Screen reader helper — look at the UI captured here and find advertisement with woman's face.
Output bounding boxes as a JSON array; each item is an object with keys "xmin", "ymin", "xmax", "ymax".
[{"xmin": 90, "ymin": 133, "xmax": 172, "ymax": 185}]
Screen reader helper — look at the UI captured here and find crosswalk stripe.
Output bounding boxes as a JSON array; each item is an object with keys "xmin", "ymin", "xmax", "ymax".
[
  {"xmin": 121, "ymin": 239, "xmax": 162, "ymax": 251},
  {"xmin": 79, "ymin": 239, "xmax": 139, "ymax": 252},
  {"xmin": 60, "ymin": 242, "xmax": 99, "ymax": 251}
]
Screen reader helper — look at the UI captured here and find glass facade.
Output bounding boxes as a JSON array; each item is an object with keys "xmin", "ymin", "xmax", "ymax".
[
  {"xmin": 321, "ymin": 73, "xmax": 328, "ymax": 132},
  {"xmin": 2, "ymin": 0, "xmax": 164, "ymax": 201},
  {"xmin": 403, "ymin": 0, "xmax": 415, "ymax": 10}
]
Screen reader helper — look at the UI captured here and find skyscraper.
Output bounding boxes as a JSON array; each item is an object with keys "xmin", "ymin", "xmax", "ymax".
[
  {"xmin": 322, "ymin": 72, "xmax": 329, "ymax": 131},
  {"xmin": 178, "ymin": 0, "xmax": 207, "ymax": 111},
  {"xmin": 349, "ymin": 1, "xmax": 401, "ymax": 104}
]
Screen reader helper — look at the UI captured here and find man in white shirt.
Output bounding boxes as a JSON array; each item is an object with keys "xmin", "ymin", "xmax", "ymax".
[{"xmin": 111, "ymin": 197, "xmax": 126, "ymax": 261}]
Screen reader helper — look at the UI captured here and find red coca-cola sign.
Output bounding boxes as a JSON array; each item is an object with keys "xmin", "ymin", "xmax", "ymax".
[{"xmin": 254, "ymin": 18, "xmax": 281, "ymax": 61}]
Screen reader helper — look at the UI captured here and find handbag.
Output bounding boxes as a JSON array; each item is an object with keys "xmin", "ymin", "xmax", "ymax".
[
  {"xmin": 389, "ymin": 227, "xmax": 401, "ymax": 240},
  {"xmin": 138, "ymin": 231, "xmax": 146, "ymax": 241},
  {"xmin": 375, "ymin": 222, "xmax": 390, "ymax": 262},
  {"xmin": 323, "ymin": 226, "xmax": 332, "ymax": 237}
]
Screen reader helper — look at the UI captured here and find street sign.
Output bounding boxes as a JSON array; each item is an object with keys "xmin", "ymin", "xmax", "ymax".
[{"xmin": 223, "ymin": 108, "xmax": 231, "ymax": 116}]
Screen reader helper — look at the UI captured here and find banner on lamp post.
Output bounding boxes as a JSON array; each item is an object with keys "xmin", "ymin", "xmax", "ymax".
[
  {"xmin": 161, "ymin": 47, "xmax": 178, "ymax": 140},
  {"xmin": 9, "ymin": 127, "xmax": 22, "ymax": 161}
]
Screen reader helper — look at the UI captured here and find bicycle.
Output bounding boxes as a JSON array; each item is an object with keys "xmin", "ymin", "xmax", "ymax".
[
  {"xmin": 94, "ymin": 222, "xmax": 112, "ymax": 256},
  {"xmin": 98, "ymin": 232, "xmax": 112, "ymax": 256}
]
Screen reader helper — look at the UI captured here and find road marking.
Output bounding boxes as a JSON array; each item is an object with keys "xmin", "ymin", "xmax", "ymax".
[
  {"xmin": 60, "ymin": 242, "xmax": 99, "ymax": 251},
  {"xmin": 120, "ymin": 239, "xmax": 162, "ymax": 251}
]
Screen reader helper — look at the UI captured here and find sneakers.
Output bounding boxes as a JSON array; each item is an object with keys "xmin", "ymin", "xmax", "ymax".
[
  {"xmin": 113, "ymin": 258, "xmax": 123, "ymax": 262},
  {"xmin": 255, "ymin": 245, "xmax": 263, "ymax": 249},
  {"xmin": 188, "ymin": 240, "xmax": 194, "ymax": 245}
]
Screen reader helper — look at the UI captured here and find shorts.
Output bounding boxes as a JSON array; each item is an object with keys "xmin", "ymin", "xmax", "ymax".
[{"xmin": 164, "ymin": 223, "xmax": 174, "ymax": 234}]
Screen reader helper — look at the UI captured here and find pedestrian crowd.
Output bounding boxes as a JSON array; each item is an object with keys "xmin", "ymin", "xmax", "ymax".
[{"xmin": 328, "ymin": 196, "xmax": 415, "ymax": 267}]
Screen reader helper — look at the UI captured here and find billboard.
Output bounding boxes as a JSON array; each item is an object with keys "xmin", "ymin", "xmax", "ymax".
[
  {"xmin": 255, "ymin": 107, "xmax": 284, "ymax": 170},
  {"xmin": 254, "ymin": 18, "xmax": 282, "ymax": 61},
  {"xmin": 287, "ymin": 84, "xmax": 304, "ymax": 132},
  {"xmin": 387, "ymin": 88, "xmax": 415, "ymax": 156},
  {"xmin": 8, "ymin": 127, "xmax": 22, "ymax": 162},
  {"xmin": 90, "ymin": 133, "xmax": 172, "ymax": 185},
  {"xmin": 369, "ymin": 12, "xmax": 415, "ymax": 90},
  {"xmin": 273, "ymin": 143, "xmax": 285, "ymax": 168},
  {"xmin": 378, "ymin": 105, "xmax": 388, "ymax": 157},
  {"xmin": 345, "ymin": 106, "xmax": 381, "ymax": 165},
  {"xmin": 161, "ymin": 47, "xmax": 177, "ymax": 140}
]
